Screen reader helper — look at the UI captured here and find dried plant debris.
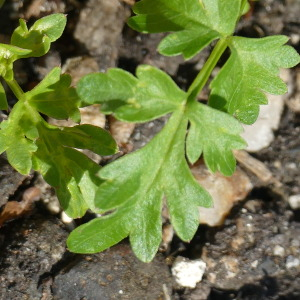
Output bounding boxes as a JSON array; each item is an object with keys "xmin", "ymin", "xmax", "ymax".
[{"xmin": 0, "ymin": 187, "xmax": 41, "ymax": 227}]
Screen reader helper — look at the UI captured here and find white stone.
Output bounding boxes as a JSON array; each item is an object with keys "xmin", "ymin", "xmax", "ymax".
[
  {"xmin": 171, "ymin": 256, "xmax": 206, "ymax": 288},
  {"xmin": 286, "ymin": 256, "xmax": 300, "ymax": 269},
  {"xmin": 290, "ymin": 33, "xmax": 300, "ymax": 45},
  {"xmin": 192, "ymin": 165, "xmax": 252, "ymax": 227},
  {"xmin": 241, "ymin": 69, "xmax": 290, "ymax": 152},
  {"xmin": 61, "ymin": 211, "xmax": 73, "ymax": 224},
  {"xmin": 273, "ymin": 245, "xmax": 285, "ymax": 257},
  {"xmin": 288, "ymin": 194, "xmax": 300, "ymax": 210},
  {"xmin": 251, "ymin": 260, "xmax": 258, "ymax": 268},
  {"xmin": 242, "ymin": 95, "xmax": 284, "ymax": 152}
]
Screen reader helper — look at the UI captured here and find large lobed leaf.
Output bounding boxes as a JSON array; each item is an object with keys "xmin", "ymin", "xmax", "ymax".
[
  {"xmin": 71, "ymin": 65, "xmax": 247, "ymax": 261},
  {"xmin": 68, "ymin": 112, "xmax": 212, "ymax": 262},
  {"xmin": 209, "ymin": 36, "xmax": 300, "ymax": 124},
  {"xmin": 128, "ymin": 0, "xmax": 242, "ymax": 59}
]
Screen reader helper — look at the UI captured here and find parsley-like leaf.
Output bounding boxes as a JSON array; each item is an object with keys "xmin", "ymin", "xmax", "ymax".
[
  {"xmin": 128, "ymin": 0, "xmax": 242, "ymax": 59},
  {"xmin": 77, "ymin": 65, "xmax": 186, "ymax": 122},
  {"xmin": 209, "ymin": 36, "xmax": 300, "ymax": 124},
  {"xmin": 72, "ymin": 64, "xmax": 248, "ymax": 260},
  {"xmin": 68, "ymin": 112, "xmax": 212, "ymax": 262}
]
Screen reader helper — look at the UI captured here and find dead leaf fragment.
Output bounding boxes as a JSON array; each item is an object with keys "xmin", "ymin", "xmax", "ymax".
[
  {"xmin": 0, "ymin": 187, "xmax": 41, "ymax": 227},
  {"xmin": 109, "ymin": 116, "xmax": 135, "ymax": 148},
  {"xmin": 234, "ymin": 150, "xmax": 276, "ymax": 184}
]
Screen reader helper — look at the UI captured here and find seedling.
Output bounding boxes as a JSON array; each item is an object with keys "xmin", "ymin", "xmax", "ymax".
[
  {"xmin": 68, "ymin": 0, "xmax": 299, "ymax": 262},
  {"xmin": 0, "ymin": 1, "xmax": 299, "ymax": 263}
]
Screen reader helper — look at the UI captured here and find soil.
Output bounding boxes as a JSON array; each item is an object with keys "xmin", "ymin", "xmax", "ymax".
[{"xmin": 0, "ymin": 0, "xmax": 299, "ymax": 299}]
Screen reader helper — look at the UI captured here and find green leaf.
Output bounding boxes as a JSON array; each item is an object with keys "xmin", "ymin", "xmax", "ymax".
[
  {"xmin": 67, "ymin": 211, "xmax": 129, "ymax": 254},
  {"xmin": 0, "ymin": 132, "xmax": 7, "ymax": 154},
  {"xmin": 209, "ymin": 36, "xmax": 300, "ymax": 124},
  {"xmin": 33, "ymin": 141, "xmax": 94, "ymax": 218},
  {"xmin": 0, "ymin": 81, "xmax": 8, "ymax": 110},
  {"xmin": 26, "ymin": 67, "xmax": 81, "ymax": 122},
  {"xmin": 0, "ymin": 101, "xmax": 37, "ymax": 174},
  {"xmin": 128, "ymin": 0, "xmax": 242, "ymax": 59},
  {"xmin": 67, "ymin": 112, "xmax": 212, "ymax": 262},
  {"xmin": 6, "ymin": 132, "xmax": 37, "ymax": 174},
  {"xmin": 186, "ymin": 101, "xmax": 246, "ymax": 176},
  {"xmin": 32, "ymin": 122, "xmax": 117, "ymax": 217},
  {"xmin": 0, "ymin": 44, "xmax": 31, "ymax": 80},
  {"xmin": 11, "ymin": 14, "xmax": 66, "ymax": 57},
  {"xmin": 77, "ymin": 65, "xmax": 186, "ymax": 122},
  {"xmin": 56, "ymin": 124, "xmax": 118, "ymax": 156}
]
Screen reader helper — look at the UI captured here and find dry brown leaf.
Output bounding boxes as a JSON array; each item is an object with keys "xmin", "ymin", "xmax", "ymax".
[
  {"xmin": 0, "ymin": 187, "xmax": 41, "ymax": 227},
  {"xmin": 234, "ymin": 150, "xmax": 277, "ymax": 184},
  {"xmin": 109, "ymin": 116, "xmax": 135, "ymax": 149}
]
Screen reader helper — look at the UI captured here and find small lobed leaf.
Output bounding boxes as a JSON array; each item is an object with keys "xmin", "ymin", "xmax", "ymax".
[
  {"xmin": 77, "ymin": 65, "xmax": 186, "ymax": 122},
  {"xmin": 26, "ymin": 67, "xmax": 81, "ymax": 122},
  {"xmin": 209, "ymin": 35, "xmax": 300, "ymax": 124},
  {"xmin": 11, "ymin": 14, "xmax": 66, "ymax": 58},
  {"xmin": 0, "ymin": 101, "xmax": 38, "ymax": 174},
  {"xmin": 67, "ymin": 112, "xmax": 212, "ymax": 262},
  {"xmin": 77, "ymin": 68, "xmax": 137, "ymax": 107},
  {"xmin": 6, "ymin": 133, "xmax": 37, "ymax": 174},
  {"xmin": 128, "ymin": 0, "xmax": 242, "ymax": 59},
  {"xmin": 0, "ymin": 122, "xmax": 37, "ymax": 175},
  {"xmin": 67, "ymin": 211, "xmax": 129, "ymax": 254},
  {"xmin": 186, "ymin": 101, "xmax": 246, "ymax": 176},
  {"xmin": 32, "ymin": 120, "xmax": 117, "ymax": 218},
  {"xmin": 33, "ymin": 142, "xmax": 89, "ymax": 218},
  {"xmin": 0, "ymin": 44, "xmax": 31, "ymax": 80}
]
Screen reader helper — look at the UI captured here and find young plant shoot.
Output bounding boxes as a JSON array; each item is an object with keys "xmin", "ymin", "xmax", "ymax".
[
  {"xmin": 0, "ymin": 1, "xmax": 299, "ymax": 262},
  {"xmin": 69, "ymin": 0, "xmax": 299, "ymax": 262}
]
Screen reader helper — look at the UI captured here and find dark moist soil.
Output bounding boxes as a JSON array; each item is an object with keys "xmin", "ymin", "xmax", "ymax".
[{"xmin": 0, "ymin": 0, "xmax": 300, "ymax": 299}]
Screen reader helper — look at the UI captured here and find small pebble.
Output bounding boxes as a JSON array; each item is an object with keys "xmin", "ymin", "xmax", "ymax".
[
  {"xmin": 61, "ymin": 212, "xmax": 75, "ymax": 230},
  {"xmin": 273, "ymin": 245, "xmax": 285, "ymax": 257},
  {"xmin": 286, "ymin": 256, "xmax": 300, "ymax": 269},
  {"xmin": 288, "ymin": 194, "xmax": 300, "ymax": 210},
  {"xmin": 172, "ymin": 256, "xmax": 206, "ymax": 288}
]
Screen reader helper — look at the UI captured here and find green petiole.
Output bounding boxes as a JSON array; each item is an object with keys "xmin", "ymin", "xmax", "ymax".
[{"xmin": 187, "ymin": 38, "xmax": 228, "ymax": 103}]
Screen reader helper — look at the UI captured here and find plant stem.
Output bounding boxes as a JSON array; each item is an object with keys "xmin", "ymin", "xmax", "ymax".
[
  {"xmin": 187, "ymin": 38, "xmax": 228, "ymax": 102},
  {"xmin": 241, "ymin": 0, "xmax": 249, "ymax": 14},
  {"xmin": 5, "ymin": 79, "xmax": 25, "ymax": 100}
]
